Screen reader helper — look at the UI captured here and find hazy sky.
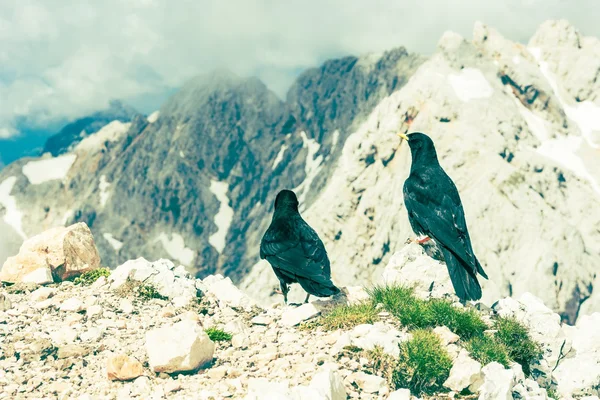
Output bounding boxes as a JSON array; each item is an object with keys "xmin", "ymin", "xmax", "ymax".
[{"xmin": 0, "ymin": 0, "xmax": 598, "ymax": 137}]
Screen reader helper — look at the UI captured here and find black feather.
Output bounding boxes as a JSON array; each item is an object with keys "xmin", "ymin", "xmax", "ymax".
[
  {"xmin": 260, "ymin": 190, "xmax": 340, "ymax": 300},
  {"xmin": 402, "ymin": 132, "xmax": 488, "ymax": 301}
]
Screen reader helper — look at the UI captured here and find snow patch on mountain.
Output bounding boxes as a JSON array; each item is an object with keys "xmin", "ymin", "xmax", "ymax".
[
  {"xmin": 293, "ymin": 131, "xmax": 324, "ymax": 208},
  {"xmin": 208, "ymin": 180, "xmax": 233, "ymax": 254},
  {"xmin": 147, "ymin": 111, "xmax": 160, "ymax": 123},
  {"xmin": 527, "ymin": 47, "xmax": 600, "ymax": 194},
  {"xmin": 272, "ymin": 144, "xmax": 288, "ymax": 170},
  {"xmin": 99, "ymin": 175, "xmax": 111, "ymax": 208},
  {"xmin": 103, "ymin": 233, "xmax": 124, "ymax": 252},
  {"xmin": 529, "ymin": 47, "xmax": 600, "ymax": 149},
  {"xmin": 61, "ymin": 210, "xmax": 73, "ymax": 226},
  {"xmin": 155, "ymin": 233, "xmax": 194, "ymax": 266},
  {"xmin": 0, "ymin": 176, "xmax": 26, "ymax": 239},
  {"xmin": 21, "ymin": 154, "xmax": 77, "ymax": 185},
  {"xmin": 75, "ymin": 121, "xmax": 131, "ymax": 152},
  {"xmin": 447, "ymin": 68, "xmax": 494, "ymax": 102}
]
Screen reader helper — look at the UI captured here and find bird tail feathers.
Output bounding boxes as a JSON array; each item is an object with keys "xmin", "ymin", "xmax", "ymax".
[
  {"xmin": 441, "ymin": 248, "xmax": 482, "ymax": 301},
  {"xmin": 475, "ymin": 258, "xmax": 488, "ymax": 280},
  {"xmin": 297, "ymin": 277, "xmax": 340, "ymax": 298}
]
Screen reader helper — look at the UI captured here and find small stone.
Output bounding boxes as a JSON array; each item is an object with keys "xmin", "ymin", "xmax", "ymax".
[
  {"xmin": 65, "ymin": 313, "xmax": 84, "ymax": 325},
  {"xmin": 251, "ymin": 315, "xmax": 272, "ymax": 326},
  {"xmin": 172, "ymin": 296, "xmax": 192, "ymax": 308},
  {"xmin": 207, "ymin": 366, "xmax": 227, "ymax": 380},
  {"xmin": 60, "ymin": 297, "xmax": 84, "ymax": 312},
  {"xmin": 388, "ymin": 388, "xmax": 411, "ymax": 400},
  {"xmin": 131, "ymin": 376, "xmax": 151, "ymax": 396},
  {"xmin": 434, "ymin": 326, "xmax": 460, "ymax": 345},
  {"xmin": 50, "ymin": 327, "xmax": 78, "ymax": 345},
  {"xmin": 80, "ymin": 327, "xmax": 104, "ymax": 342},
  {"xmin": 119, "ymin": 298, "xmax": 134, "ymax": 314},
  {"xmin": 280, "ymin": 303, "xmax": 321, "ymax": 326},
  {"xmin": 107, "ymin": 354, "xmax": 145, "ymax": 381},
  {"xmin": 87, "ymin": 305, "xmax": 103, "ymax": 318},
  {"xmin": 309, "ymin": 366, "xmax": 347, "ymax": 400},
  {"xmin": 91, "ymin": 275, "xmax": 107, "ymax": 289},
  {"xmin": 33, "ymin": 298, "xmax": 54, "ymax": 309},
  {"xmin": 30, "ymin": 287, "xmax": 55, "ymax": 302},
  {"xmin": 57, "ymin": 345, "xmax": 90, "ymax": 359},
  {"xmin": 348, "ymin": 371, "xmax": 386, "ymax": 394},
  {"xmin": 164, "ymin": 380, "xmax": 182, "ymax": 393},
  {"xmin": 0, "ymin": 293, "xmax": 11, "ymax": 311},
  {"xmin": 161, "ymin": 305, "xmax": 176, "ymax": 318}
]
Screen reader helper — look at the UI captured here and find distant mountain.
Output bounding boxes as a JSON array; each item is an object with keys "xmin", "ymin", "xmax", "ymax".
[
  {"xmin": 41, "ymin": 100, "xmax": 140, "ymax": 156},
  {"xmin": 1, "ymin": 21, "xmax": 600, "ymax": 324}
]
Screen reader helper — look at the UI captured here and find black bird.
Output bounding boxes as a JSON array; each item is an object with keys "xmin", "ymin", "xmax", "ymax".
[
  {"xmin": 398, "ymin": 132, "xmax": 488, "ymax": 301},
  {"xmin": 260, "ymin": 189, "xmax": 340, "ymax": 304}
]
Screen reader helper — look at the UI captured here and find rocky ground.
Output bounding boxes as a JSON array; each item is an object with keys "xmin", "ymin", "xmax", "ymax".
[{"xmin": 1, "ymin": 224, "xmax": 600, "ymax": 400}]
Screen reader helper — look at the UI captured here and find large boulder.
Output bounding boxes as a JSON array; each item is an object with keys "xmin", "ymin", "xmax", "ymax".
[
  {"xmin": 145, "ymin": 320, "xmax": 215, "ymax": 374},
  {"xmin": 0, "ymin": 222, "xmax": 100, "ymax": 284},
  {"xmin": 493, "ymin": 293, "xmax": 572, "ymax": 387}
]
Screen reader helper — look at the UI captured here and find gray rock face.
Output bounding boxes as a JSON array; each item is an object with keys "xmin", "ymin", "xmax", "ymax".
[
  {"xmin": 41, "ymin": 100, "xmax": 140, "ymax": 157},
  {"xmin": 0, "ymin": 50, "xmax": 423, "ymax": 286}
]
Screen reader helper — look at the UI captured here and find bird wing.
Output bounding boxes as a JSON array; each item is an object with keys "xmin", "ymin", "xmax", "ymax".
[
  {"xmin": 260, "ymin": 219, "xmax": 331, "ymax": 282},
  {"xmin": 403, "ymin": 176, "xmax": 478, "ymax": 278}
]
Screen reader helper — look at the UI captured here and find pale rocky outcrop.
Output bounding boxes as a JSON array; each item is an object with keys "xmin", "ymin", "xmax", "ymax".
[
  {"xmin": 0, "ymin": 223, "xmax": 100, "ymax": 284},
  {"xmin": 241, "ymin": 20, "xmax": 600, "ymax": 325}
]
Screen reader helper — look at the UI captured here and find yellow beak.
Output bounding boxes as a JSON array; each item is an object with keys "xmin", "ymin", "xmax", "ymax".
[{"xmin": 397, "ymin": 133, "xmax": 409, "ymax": 141}]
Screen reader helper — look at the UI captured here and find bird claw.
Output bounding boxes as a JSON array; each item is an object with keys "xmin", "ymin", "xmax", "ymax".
[
  {"xmin": 416, "ymin": 236, "xmax": 431, "ymax": 245},
  {"xmin": 406, "ymin": 236, "xmax": 431, "ymax": 245}
]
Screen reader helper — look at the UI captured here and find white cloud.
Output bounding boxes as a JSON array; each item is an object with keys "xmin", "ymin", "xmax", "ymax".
[{"xmin": 0, "ymin": 0, "xmax": 598, "ymax": 136}]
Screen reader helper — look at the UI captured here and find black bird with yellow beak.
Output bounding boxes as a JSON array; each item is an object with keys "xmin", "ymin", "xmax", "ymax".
[{"xmin": 398, "ymin": 131, "xmax": 488, "ymax": 301}]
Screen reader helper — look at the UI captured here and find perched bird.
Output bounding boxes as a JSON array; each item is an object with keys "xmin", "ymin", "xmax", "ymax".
[
  {"xmin": 260, "ymin": 189, "xmax": 340, "ymax": 304},
  {"xmin": 398, "ymin": 132, "xmax": 488, "ymax": 301}
]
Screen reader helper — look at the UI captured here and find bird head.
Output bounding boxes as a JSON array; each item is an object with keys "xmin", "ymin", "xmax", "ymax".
[
  {"xmin": 396, "ymin": 132, "xmax": 439, "ymax": 165},
  {"xmin": 274, "ymin": 189, "xmax": 299, "ymax": 211}
]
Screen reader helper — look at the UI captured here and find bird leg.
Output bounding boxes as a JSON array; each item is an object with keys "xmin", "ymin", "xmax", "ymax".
[
  {"xmin": 416, "ymin": 235, "xmax": 431, "ymax": 245},
  {"xmin": 277, "ymin": 283, "xmax": 289, "ymax": 305},
  {"xmin": 405, "ymin": 235, "xmax": 432, "ymax": 245},
  {"xmin": 304, "ymin": 293, "xmax": 310, "ymax": 303}
]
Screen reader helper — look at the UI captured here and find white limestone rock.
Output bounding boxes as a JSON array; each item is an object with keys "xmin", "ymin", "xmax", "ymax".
[
  {"xmin": 145, "ymin": 320, "xmax": 215, "ymax": 373},
  {"xmin": 443, "ymin": 350, "xmax": 483, "ymax": 392}
]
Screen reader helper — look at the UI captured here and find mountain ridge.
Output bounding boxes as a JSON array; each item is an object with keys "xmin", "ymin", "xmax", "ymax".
[{"xmin": 1, "ymin": 20, "xmax": 599, "ymax": 324}]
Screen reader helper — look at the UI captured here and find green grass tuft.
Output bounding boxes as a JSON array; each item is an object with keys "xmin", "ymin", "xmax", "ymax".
[
  {"xmin": 392, "ymin": 329, "xmax": 453, "ymax": 395},
  {"xmin": 369, "ymin": 284, "xmax": 487, "ymax": 339},
  {"xmin": 428, "ymin": 300, "xmax": 487, "ymax": 340},
  {"xmin": 73, "ymin": 268, "xmax": 111, "ymax": 286},
  {"xmin": 466, "ymin": 335, "xmax": 510, "ymax": 367},
  {"xmin": 546, "ymin": 387, "xmax": 559, "ymax": 399},
  {"xmin": 137, "ymin": 284, "xmax": 168, "ymax": 300},
  {"xmin": 205, "ymin": 327, "xmax": 232, "ymax": 342},
  {"xmin": 303, "ymin": 302, "xmax": 379, "ymax": 331},
  {"xmin": 494, "ymin": 317, "xmax": 542, "ymax": 374},
  {"xmin": 369, "ymin": 285, "xmax": 433, "ymax": 329}
]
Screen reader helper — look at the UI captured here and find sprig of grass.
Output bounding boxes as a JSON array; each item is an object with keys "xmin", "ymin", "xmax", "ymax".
[
  {"xmin": 205, "ymin": 327, "xmax": 232, "ymax": 342},
  {"xmin": 73, "ymin": 268, "xmax": 111, "ymax": 285}
]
